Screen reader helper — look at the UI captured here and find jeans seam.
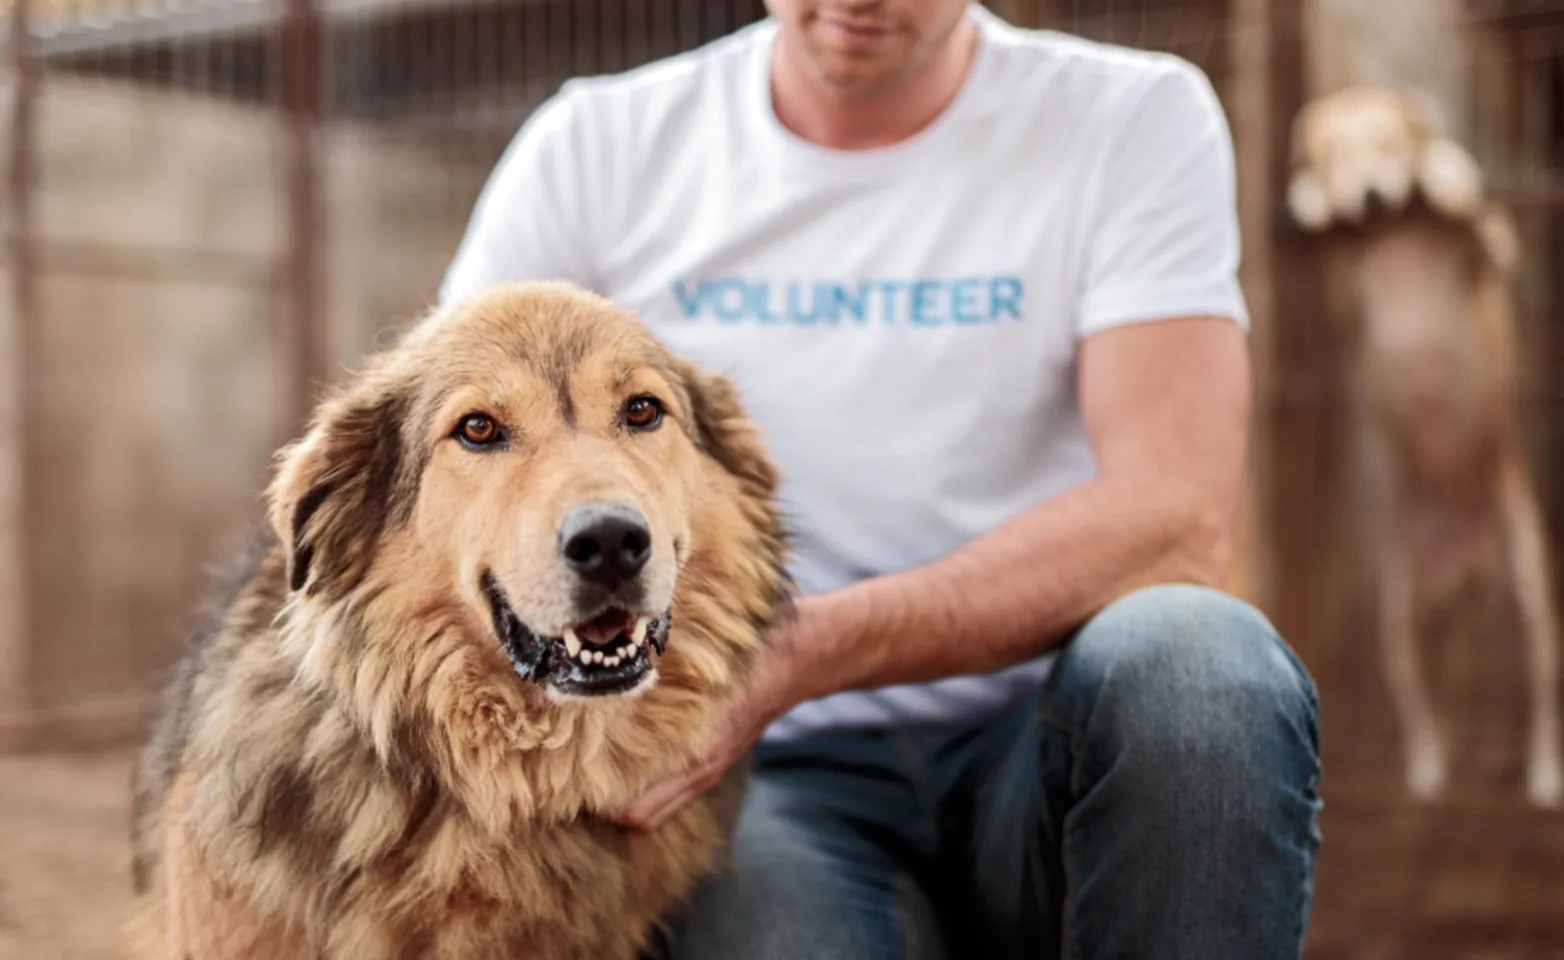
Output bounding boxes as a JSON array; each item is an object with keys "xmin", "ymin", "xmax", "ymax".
[
  {"xmin": 1061, "ymin": 719, "xmax": 1083, "ymax": 960},
  {"xmin": 1286, "ymin": 786, "xmax": 1323, "ymax": 958},
  {"xmin": 889, "ymin": 732, "xmax": 943, "ymax": 848},
  {"xmin": 890, "ymin": 871, "xmax": 937, "ymax": 960}
]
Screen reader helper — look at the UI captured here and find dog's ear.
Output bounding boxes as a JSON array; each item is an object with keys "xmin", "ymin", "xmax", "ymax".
[
  {"xmin": 1397, "ymin": 87, "xmax": 1447, "ymax": 142},
  {"xmin": 267, "ymin": 383, "xmax": 420, "ymax": 599},
  {"xmin": 671, "ymin": 361, "xmax": 779, "ymax": 502},
  {"xmin": 1286, "ymin": 99, "xmax": 1321, "ymax": 172},
  {"xmin": 670, "ymin": 359, "xmax": 796, "ymax": 618}
]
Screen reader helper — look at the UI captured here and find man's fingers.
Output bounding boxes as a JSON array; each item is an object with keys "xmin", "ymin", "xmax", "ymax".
[
  {"xmin": 614, "ymin": 757, "xmax": 728, "ymax": 831},
  {"xmin": 615, "ymin": 767, "xmax": 699, "ymax": 829},
  {"xmin": 615, "ymin": 782, "xmax": 681, "ymax": 829}
]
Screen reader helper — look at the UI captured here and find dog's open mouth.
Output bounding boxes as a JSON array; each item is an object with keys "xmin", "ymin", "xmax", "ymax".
[{"xmin": 481, "ymin": 572, "xmax": 669, "ymax": 698}]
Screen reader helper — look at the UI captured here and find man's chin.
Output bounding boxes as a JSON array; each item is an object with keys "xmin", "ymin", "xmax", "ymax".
[{"xmin": 809, "ymin": 56, "xmax": 909, "ymax": 97}]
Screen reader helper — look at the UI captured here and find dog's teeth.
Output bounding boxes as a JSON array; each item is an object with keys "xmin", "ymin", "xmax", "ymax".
[
  {"xmin": 605, "ymin": 656, "xmax": 620, "ymax": 667},
  {"xmin": 630, "ymin": 617, "xmax": 650, "ymax": 648},
  {"xmin": 617, "ymin": 645, "xmax": 630, "ymax": 659},
  {"xmin": 563, "ymin": 629, "xmax": 582, "ymax": 658},
  {"xmin": 592, "ymin": 651, "xmax": 605, "ymax": 664}
]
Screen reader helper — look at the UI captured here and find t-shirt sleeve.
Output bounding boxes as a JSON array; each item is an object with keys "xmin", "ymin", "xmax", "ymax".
[
  {"xmin": 438, "ymin": 83, "xmax": 599, "ymax": 306},
  {"xmin": 1074, "ymin": 59, "xmax": 1249, "ymax": 338}
]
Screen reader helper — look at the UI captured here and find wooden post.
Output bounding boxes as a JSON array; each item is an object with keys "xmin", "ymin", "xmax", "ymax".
[
  {"xmin": 1, "ymin": 0, "xmax": 37, "ymax": 732},
  {"xmin": 1254, "ymin": 0, "xmax": 1334, "ymax": 662},
  {"xmin": 273, "ymin": 0, "xmax": 329, "ymax": 436},
  {"xmin": 987, "ymin": 0, "xmax": 1052, "ymax": 29},
  {"xmin": 1227, "ymin": 0, "xmax": 1277, "ymax": 611}
]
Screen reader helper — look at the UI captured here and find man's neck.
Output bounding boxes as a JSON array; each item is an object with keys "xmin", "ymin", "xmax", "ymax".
[{"xmin": 770, "ymin": 18, "xmax": 979, "ymax": 151}]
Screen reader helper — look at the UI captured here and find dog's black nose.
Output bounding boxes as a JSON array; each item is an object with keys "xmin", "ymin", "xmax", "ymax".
[{"xmin": 558, "ymin": 501, "xmax": 652, "ymax": 589}]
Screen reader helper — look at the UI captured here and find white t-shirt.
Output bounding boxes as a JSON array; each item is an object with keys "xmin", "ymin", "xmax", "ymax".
[{"xmin": 438, "ymin": 5, "xmax": 1249, "ymax": 741}]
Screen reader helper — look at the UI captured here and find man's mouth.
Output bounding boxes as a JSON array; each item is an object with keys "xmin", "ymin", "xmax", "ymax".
[
  {"xmin": 815, "ymin": 14, "xmax": 897, "ymax": 50},
  {"xmin": 481, "ymin": 572, "xmax": 669, "ymax": 698}
]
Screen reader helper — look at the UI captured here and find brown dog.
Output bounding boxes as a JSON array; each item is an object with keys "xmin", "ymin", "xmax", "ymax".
[
  {"xmin": 1287, "ymin": 86, "xmax": 1561, "ymax": 807},
  {"xmin": 124, "ymin": 281, "xmax": 792, "ymax": 957}
]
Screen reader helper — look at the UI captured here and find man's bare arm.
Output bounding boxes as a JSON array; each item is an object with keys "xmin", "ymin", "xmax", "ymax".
[
  {"xmin": 783, "ymin": 314, "xmax": 1252, "ymax": 703},
  {"xmin": 614, "ymin": 313, "xmax": 1252, "ymax": 828}
]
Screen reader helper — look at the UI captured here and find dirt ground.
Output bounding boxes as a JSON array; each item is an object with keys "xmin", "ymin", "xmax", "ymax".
[
  {"xmin": 0, "ymin": 750, "xmax": 137, "ymax": 960},
  {"xmin": 3, "ymin": 747, "xmax": 1562, "ymax": 959}
]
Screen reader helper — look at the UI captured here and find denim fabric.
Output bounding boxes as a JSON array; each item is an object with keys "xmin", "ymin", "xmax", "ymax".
[{"xmin": 663, "ymin": 584, "xmax": 1324, "ymax": 959}]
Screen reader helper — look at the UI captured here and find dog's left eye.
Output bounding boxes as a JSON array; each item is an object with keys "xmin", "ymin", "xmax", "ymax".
[
  {"xmin": 623, "ymin": 396, "xmax": 663, "ymax": 431},
  {"xmin": 455, "ymin": 413, "xmax": 505, "ymax": 449}
]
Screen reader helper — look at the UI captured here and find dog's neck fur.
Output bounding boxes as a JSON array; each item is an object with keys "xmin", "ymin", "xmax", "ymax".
[
  {"xmin": 270, "ymin": 582, "xmax": 737, "ymax": 835},
  {"xmin": 161, "ymin": 544, "xmax": 766, "ymax": 955}
]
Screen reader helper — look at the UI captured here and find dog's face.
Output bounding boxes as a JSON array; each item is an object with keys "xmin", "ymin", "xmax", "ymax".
[
  {"xmin": 1285, "ymin": 86, "xmax": 1516, "ymax": 281},
  {"xmin": 409, "ymin": 306, "xmax": 704, "ymax": 702},
  {"xmin": 1289, "ymin": 87, "xmax": 1437, "ymax": 224},
  {"xmin": 267, "ymin": 282, "xmax": 787, "ymax": 726}
]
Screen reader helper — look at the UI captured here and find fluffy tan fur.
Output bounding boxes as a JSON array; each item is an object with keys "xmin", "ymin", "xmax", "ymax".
[
  {"xmin": 125, "ymin": 281, "xmax": 793, "ymax": 958},
  {"xmin": 1287, "ymin": 86, "xmax": 1561, "ymax": 807}
]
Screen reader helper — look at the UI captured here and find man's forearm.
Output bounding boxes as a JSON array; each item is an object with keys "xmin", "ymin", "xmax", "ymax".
[{"xmin": 786, "ymin": 474, "xmax": 1235, "ymax": 704}]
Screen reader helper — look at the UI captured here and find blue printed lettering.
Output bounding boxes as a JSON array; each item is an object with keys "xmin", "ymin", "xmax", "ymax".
[
  {"xmin": 874, "ymin": 281, "xmax": 904, "ymax": 324},
  {"xmin": 990, "ymin": 276, "xmax": 1023, "ymax": 321},
  {"xmin": 711, "ymin": 279, "xmax": 748, "ymax": 323},
  {"xmin": 748, "ymin": 282, "xmax": 782, "ymax": 324},
  {"xmin": 667, "ymin": 274, "xmax": 1025, "ymax": 326},
  {"xmin": 672, "ymin": 279, "xmax": 705, "ymax": 318},
  {"xmin": 909, "ymin": 280, "xmax": 942, "ymax": 325},
  {"xmin": 832, "ymin": 283, "xmax": 868, "ymax": 325},
  {"xmin": 787, "ymin": 282, "xmax": 824, "ymax": 325},
  {"xmin": 950, "ymin": 277, "xmax": 983, "ymax": 324}
]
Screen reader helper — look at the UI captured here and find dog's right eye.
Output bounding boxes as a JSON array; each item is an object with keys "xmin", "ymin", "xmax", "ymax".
[{"xmin": 455, "ymin": 413, "xmax": 505, "ymax": 450}]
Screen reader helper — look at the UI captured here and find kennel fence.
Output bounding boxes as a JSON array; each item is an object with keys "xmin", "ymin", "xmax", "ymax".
[
  {"xmin": 3, "ymin": 1, "xmax": 1564, "ymax": 952},
  {"xmin": 0, "ymin": 0, "xmax": 1272, "ymax": 746}
]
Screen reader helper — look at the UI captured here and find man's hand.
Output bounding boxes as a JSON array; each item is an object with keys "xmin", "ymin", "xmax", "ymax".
[
  {"xmin": 614, "ymin": 316, "xmax": 1250, "ymax": 830},
  {"xmin": 612, "ymin": 606, "xmax": 816, "ymax": 831}
]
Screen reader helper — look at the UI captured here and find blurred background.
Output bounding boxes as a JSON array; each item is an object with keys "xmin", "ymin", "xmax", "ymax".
[{"xmin": 0, "ymin": 0, "xmax": 1561, "ymax": 956}]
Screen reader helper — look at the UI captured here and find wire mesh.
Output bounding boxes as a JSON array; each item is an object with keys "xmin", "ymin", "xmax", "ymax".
[{"xmin": 4, "ymin": 2, "xmax": 1564, "ymax": 954}]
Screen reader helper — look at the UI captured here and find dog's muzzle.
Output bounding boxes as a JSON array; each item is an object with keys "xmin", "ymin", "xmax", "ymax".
[{"xmin": 480, "ymin": 571, "xmax": 669, "ymax": 698}]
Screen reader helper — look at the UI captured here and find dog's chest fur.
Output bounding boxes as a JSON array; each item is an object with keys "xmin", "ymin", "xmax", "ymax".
[
  {"xmin": 133, "ymin": 549, "xmax": 746, "ymax": 960},
  {"xmin": 1349, "ymin": 221, "xmax": 1513, "ymax": 489},
  {"xmin": 173, "ymin": 674, "xmax": 739, "ymax": 960}
]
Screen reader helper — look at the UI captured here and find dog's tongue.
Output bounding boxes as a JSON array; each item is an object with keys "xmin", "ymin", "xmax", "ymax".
[{"xmin": 576, "ymin": 608, "xmax": 632, "ymax": 647}]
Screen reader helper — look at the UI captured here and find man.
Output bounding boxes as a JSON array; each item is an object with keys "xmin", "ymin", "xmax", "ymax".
[{"xmin": 438, "ymin": 2, "xmax": 1323, "ymax": 957}]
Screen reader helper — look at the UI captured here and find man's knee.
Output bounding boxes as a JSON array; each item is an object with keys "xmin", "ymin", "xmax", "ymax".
[
  {"xmin": 1056, "ymin": 583, "xmax": 1321, "ymax": 794},
  {"xmin": 666, "ymin": 777, "xmax": 932, "ymax": 960}
]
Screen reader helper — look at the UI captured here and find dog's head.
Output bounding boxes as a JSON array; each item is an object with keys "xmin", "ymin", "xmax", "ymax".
[
  {"xmin": 264, "ymin": 282, "xmax": 790, "ymax": 813},
  {"xmin": 1286, "ymin": 86, "xmax": 1485, "ymax": 232}
]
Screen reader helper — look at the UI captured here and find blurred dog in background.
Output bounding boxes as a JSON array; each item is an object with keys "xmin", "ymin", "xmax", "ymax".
[{"xmin": 1287, "ymin": 86, "xmax": 1561, "ymax": 808}]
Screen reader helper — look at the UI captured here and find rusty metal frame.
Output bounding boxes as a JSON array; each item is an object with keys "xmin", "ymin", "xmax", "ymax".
[
  {"xmin": 0, "ymin": 239, "xmax": 280, "ymax": 288},
  {"xmin": 273, "ymin": 0, "xmax": 329, "ymax": 433},
  {"xmin": 1, "ymin": 0, "xmax": 38, "ymax": 731},
  {"xmin": 1235, "ymin": 0, "xmax": 1333, "ymax": 659},
  {"xmin": 1226, "ymin": 0, "xmax": 1277, "ymax": 615}
]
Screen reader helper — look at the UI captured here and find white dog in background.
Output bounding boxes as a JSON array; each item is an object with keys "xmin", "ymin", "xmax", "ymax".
[{"xmin": 1286, "ymin": 86, "xmax": 1562, "ymax": 808}]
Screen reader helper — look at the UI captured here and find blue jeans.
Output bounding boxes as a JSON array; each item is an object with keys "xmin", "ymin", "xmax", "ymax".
[{"xmin": 663, "ymin": 584, "xmax": 1323, "ymax": 959}]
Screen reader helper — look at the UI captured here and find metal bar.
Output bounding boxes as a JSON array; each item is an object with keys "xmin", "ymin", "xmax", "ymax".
[
  {"xmin": 1490, "ymin": 184, "xmax": 1564, "ymax": 209},
  {"xmin": 1227, "ymin": 0, "xmax": 1276, "ymax": 610},
  {"xmin": 4, "ymin": 0, "xmax": 555, "ymax": 61},
  {"xmin": 1255, "ymin": 0, "xmax": 1337, "ymax": 664},
  {"xmin": 2, "ymin": 0, "xmax": 38, "ymax": 733},
  {"xmin": 0, "ymin": 692, "xmax": 150, "ymax": 752},
  {"xmin": 0, "ymin": 238, "xmax": 281, "ymax": 288},
  {"xmin": 272, "ymin": 0, "xmax": 328, "ymax": 433}
]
